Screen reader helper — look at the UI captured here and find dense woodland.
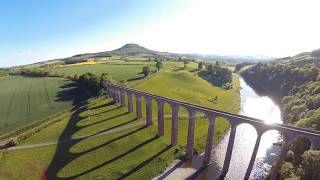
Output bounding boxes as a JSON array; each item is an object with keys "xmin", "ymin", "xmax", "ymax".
[
  {"xmin": 240, "ymin": 57, "xmax": 320, "ymax": 179},
  {"xmin": 198, "ymin": 62, "xmax": 233, "ymax": 89}
]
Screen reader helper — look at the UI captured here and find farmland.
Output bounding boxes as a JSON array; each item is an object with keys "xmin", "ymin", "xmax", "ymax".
[
  {"xmin": 0, "ymin": 76, "xmax": 80, "ymax": 135},
  {"xmin": 0, "ymin": 68, "xmax": 240, "ymax": 179},
  {"xmin": 0, "ymin": 56, "xmax": 242, "ymax": 180},
  {"xmin": 51, "ymin": 62, "xmax": 182, "ymax": 82}
]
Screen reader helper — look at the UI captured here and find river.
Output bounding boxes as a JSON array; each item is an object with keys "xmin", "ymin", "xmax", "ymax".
[{"xmin": 206, "ymin": 76, "xmax": 283, "ymax": 179}]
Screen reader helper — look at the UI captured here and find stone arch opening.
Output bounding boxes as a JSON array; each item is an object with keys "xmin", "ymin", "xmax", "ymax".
[
  {"xmin": 192, "ymin": 110, "xmax": 210, "ymax": 156},
  {"xmin": 250, "ymin": 129, "xmax": 283, "ymax": 179},
  {"xmin": 226, "ymin": 122, "xmax": 258, "ymax": 179}
]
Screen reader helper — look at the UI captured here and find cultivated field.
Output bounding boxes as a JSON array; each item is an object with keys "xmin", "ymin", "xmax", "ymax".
[{"xmin": 0, "ymin": 76, "xmax": 80, "ymax": 135}]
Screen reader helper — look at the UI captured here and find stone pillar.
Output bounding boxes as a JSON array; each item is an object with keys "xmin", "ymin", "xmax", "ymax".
[
  {"xmin": 136, "ymin": 95, "xmax": 142, "ymax": 119},
  {"xmin": 106, "ymin": 88, "xmax": 111, "ymax": 98},
  {"xmin": 146, "ymin": 97, "xmax": 153, "ymax": 126},
  {"xmin": 115, "ymin": 90, "xmax": 120, "ymax": 104},
  {"xmin": 203, "ymin": 115, "xmax": 216, "ymax": 166},
  {"xmin": 157, "ymin": 100, "xmax": 164, "ymax": 136},
  {"xmin": 171, "ymin": 104, "xmax": 179, "ymax": 146},
  {"xmin": 128, "ymin": 93, "xmax": 133, "ymax": 112},
  {"xmin": 120, "ymin": 91, "xmax": 126, "ymax": 107},
  {"xmin": 269, "ymin": 138, "xmax": 293, "ymax": 180},
  {"xmin": 244, "ymin": 131, "xmax": 262, "ymax": 180},
  {"xmin": 109, "ymin": 89, "xmax": 114, "ymax": 100},
  {"xmin": 220, "ymin": 121, "xmax": 238, "ymax": 178},
  {"xmin": 186, "ymin": 109, "xmax": 196, "ymax": 158}
]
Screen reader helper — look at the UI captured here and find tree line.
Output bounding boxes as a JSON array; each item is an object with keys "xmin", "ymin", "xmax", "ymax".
[{"xmin": 11, "ymin": 68, "xmax": 113, "ymax": 97}]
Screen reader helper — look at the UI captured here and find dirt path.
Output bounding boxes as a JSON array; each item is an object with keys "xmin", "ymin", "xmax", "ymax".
[{"xmin": 3, "ymin": 120, "xmax": 145, "ymax": 151}]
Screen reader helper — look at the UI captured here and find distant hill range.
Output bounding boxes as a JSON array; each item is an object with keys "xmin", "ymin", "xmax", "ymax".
[
  {"xmin": 65, "ymin": 43, "xmax": 272, "ymax": 63},
  {"xmin": 23, "ymin": 43, "xmax": 274, "ymax": 67}
]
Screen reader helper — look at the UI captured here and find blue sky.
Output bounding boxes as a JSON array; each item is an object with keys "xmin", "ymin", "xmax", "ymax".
[
  {"xmin": 0, "ymin": 0, "xmax": 190, "ymax": 67},
  {"xmin": 1, "ymin": 0, "xmax": 320, "ymax": 67}
]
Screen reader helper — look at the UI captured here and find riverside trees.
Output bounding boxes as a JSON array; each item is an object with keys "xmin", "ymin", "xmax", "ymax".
[{"xmin": 241, "ymin": 61, "xmax": 320, "ymax": 179}]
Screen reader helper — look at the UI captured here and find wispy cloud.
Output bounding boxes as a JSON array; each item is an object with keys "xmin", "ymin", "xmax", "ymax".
[{"xmin": 19, "ymin": 51, "xmax": 34, "ymax": 58}]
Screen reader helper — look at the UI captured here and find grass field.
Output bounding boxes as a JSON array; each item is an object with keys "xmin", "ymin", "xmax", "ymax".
[
  {"xmin": 51, "ymin": 62, "xmax": 182, "ymax": 82},
  {"xmin": 134, "ymin": 71, "xmax": 239, "ymax": 113},
  {"xmin": 0, "ymin": 69, "xmax": 240, "ymax": 179},
  {"xmin": 0, "ymin": 96, "xmax": 232, "ymax": 180},
  {"xmin": 0, "ymin": 76, "xmax": 80, "ymax": 135}
]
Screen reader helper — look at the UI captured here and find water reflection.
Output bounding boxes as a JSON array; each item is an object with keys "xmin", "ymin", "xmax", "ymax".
[{"xmin": 210, "ymin": 76, "xmax": 283, "ymax": 180}]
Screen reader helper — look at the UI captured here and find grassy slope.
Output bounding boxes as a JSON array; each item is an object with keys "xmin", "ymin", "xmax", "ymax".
[
  {"xmin": 0, "ymin": 76, "xmax": 78, "ymax": 135},
  {"xmin": 0, "ymin": 70, "xmax": 240, "ymax": 179}
]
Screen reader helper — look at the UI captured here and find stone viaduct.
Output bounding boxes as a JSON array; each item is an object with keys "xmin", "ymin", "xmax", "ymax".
[{"xmin": 103, "ymin": 82, "xmax": 320, "ymax": 180}]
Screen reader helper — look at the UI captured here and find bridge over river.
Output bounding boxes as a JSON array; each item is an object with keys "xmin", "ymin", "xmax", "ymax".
[{"xmin": 104, "ymin": 81, "xmax": 320, "ymax": 180}]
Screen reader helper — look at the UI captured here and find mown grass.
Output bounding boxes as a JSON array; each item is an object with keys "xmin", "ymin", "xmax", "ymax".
[{"xmin": 0, "ymin": 76, "xmax": 79, "ymax": 135}]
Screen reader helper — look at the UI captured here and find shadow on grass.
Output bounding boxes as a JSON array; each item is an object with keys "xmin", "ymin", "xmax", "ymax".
[
  {"xmin": 127, "ymin": 75, "xmax": 145, "ymax": 82},
  {"xmin": 82, "ymin": 111, "xmax": 129, "ymax": 128},
  {"xmin": 119, "ymin": 145, "xmax": 172, "ymax": 179},
  {"xmin": 44, "ymin": 105, "xmax": 144, "ymax": 179},
  {"xmin": 44, "ymin": 80, "xmax": 171, "ymax": 179},
  {"xmin": 67, "ymin": 135, "xmax": 159, "ymax": 179}
]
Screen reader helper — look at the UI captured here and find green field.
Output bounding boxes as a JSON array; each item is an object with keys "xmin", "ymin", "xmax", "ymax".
[
  {"xmin": 0, "ymin": 76, "xmax": 80, "ymax": 135},
  {"xmin": 134, "ymin": 71, "xmax": 239, "ymax": 112},
  {"xmin": 51, "ymin": 62, "xmax": 182, "ymax": 82},
  {"xmin": 0, "ymin": 97, "xmax": 232, "ymax": 179},
  {"xmin": 0, "ymin": 69, "xmax": 240, "ymax": 179}
]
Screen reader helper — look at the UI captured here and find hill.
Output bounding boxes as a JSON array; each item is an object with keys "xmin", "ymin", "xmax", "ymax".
[{"xmin": 275, "ymin": 48, "xmax": 320, "ymax": 66}]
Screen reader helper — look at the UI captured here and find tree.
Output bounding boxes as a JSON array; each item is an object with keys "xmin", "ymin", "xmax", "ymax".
[
  {"xmin": 198, "ymin": 62, "xmax": 203, "ymax": 70},
  {"xmin": 183, "ymin": 60, "xmax": 188, "ymax": 68},
  {"xmin": 142, "ymin": 66, "xmax": 150, "ymax": 77},
  {"xmin": 155, "ymin": 61, "xmax": 163, "ymax": 71}
]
